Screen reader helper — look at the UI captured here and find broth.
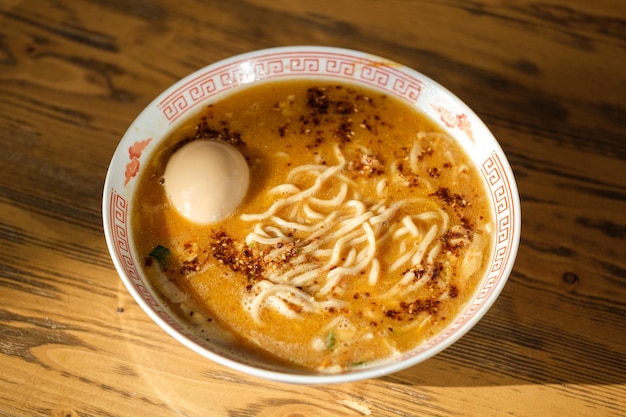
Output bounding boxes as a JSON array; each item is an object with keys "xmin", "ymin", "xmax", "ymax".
[{"xmin": 132, "ymin": 80, "xmax": 493, "ymax": 372}]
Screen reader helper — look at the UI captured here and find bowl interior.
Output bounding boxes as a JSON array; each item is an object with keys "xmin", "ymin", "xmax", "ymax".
[{"xmin": 103, "ymin": 46, "xmax": 520, "ymax": 384}]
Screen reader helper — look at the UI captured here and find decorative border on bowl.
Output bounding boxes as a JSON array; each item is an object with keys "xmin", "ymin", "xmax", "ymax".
[
  {"xmin": 109, "ymin": 190, "xmax": 186, "ymax": 331},
  {"xmin": 395, "ymin": 151, "xmax": 516, "ymax": 361},
  {"xmin": 158, "ymin": 51, "xmax": 424, "ymax": 124}
]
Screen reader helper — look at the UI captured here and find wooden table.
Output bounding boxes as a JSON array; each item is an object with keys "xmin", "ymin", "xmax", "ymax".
[{"xmin": 1, "ymin": 1, "xmax": 624, "ymax": 416}]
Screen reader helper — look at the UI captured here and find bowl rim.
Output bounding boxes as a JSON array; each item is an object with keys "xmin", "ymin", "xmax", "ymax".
[{"xmin": 102, "ymin": 45, "xmax": 521, "ymax": 385}]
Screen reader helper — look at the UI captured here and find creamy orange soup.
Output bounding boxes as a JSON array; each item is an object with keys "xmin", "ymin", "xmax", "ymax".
[{"xmin": 132, "ymin": 80, "xmax": 493, "ymax": 372}]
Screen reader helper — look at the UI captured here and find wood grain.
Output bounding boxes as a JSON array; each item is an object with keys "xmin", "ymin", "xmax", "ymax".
[{"xmin": 1, "ymin": 0, "xmax": 625, "ymax": 416}]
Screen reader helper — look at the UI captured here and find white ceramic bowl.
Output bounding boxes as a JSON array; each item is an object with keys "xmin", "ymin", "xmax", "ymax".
[{"xmin": 103, "ymin": 46, "xmax": 521, "ymax": 384}]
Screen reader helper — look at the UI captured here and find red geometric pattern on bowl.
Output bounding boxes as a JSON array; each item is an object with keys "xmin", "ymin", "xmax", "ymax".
[
  {"xmin": 395, "ymin": 151, "xmax": 516, "ymax": 361},
  {"xmin": 109, "ymin": 189, "xmax": 271, "ymax": 367},
  {"xmin": 158, "ymin": 51, "xmax": 424, "ymax": 124},
  {"xmin": 109, "ymin": 190, "xmax": 183, "ymax": 331}
]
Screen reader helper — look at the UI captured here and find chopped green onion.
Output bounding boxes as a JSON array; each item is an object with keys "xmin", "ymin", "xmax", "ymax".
[
  {"xmin": 326, "ymin": 330, "xmax": 336, "ymax": 350},
  {"xmin": 149, "ymin": 245, "xmax": 170, "ymax": 266}
]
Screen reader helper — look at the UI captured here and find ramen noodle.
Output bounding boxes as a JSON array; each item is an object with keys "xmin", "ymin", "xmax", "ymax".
[{"xmin": 131, "ymin": 80, "xmax": 494, "ymax": 372}]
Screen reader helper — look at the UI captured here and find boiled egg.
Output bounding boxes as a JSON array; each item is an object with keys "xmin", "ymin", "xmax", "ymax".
[{"xmin": 163, "ymin": 140, "xmax": 249, "ymax": 224}]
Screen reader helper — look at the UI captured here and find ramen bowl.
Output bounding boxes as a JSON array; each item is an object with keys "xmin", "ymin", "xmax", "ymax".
[{"xmin": 103, "ymin": 46, "xmax": 520, "ymax": 384}]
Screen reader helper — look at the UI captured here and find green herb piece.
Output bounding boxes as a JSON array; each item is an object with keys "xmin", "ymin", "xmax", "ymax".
[
  {"xmin": 149, "ymin": 245, "xmax": 170, "ymax": 266},
  {"xmin": 326, "ymin": 330, "xmax": 336, "ymax": 350}
]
